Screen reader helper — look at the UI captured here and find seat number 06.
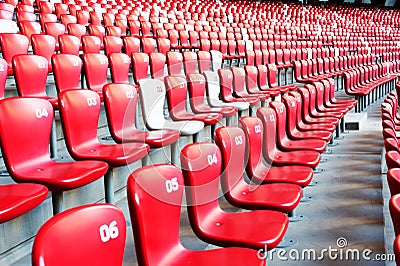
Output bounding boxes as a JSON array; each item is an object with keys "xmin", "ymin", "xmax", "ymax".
[
  {"xmin": 165, "ymin": 177, "xmax": 179, "ymax": 193},
  {"xmin": 99, "ymin": 220, "xmax": 119, "ymax": 243}
]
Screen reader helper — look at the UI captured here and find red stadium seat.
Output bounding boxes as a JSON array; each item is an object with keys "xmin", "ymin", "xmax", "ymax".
[
  {"xmin": 270, "ymin": 100, "xmax": 332, "ymax": 143},
  {"xmin": 67, "ymin": 23, "xmax": 87, "ymax": 39},
  {"xmin": 268, "ymin": 101, "xmax": 327, "ymax": 153},
  {"xmin": 141, "ymin": 37, "xmax": 157, "ymax": 54},
  {"xmin": 123, "ymin": 36, "xmax": 140, "ymax": 56},
  {"xmin": 43, "ymin": 22, "xmax": 65, "ymax": 49},
  {"xmin": 183, "ymin": 51, "xmax": 199, "ymax": 75},
  {"xmin": 149, "ymin": 52, "xmax": 166, "ymax": 80},
  {"xmin": 12, "ymin": 55, "xmax": 58, "ymax": 107},
  {"xmin": 127, "ymin": 164, "xmax": 264, "ymax": 266},
  {"xmin": 131, "ymin": 52, "xmax": 150, "ymax": 85},
  {"xmin": 0, "ymin": 183, "xmax": 47, "ymax": 223},
  {"xmin": 197, "ymin": 50, "xmax": 212, "ymax": 73},
  {"xmin": 187, "ymin": 73, "xmax": 238, "ymax": 123},
  {"xmin": 58, "ymin": 34, "xmax": 80, "ymax": 55},
  {"xmin": 242, "ymin": 114, "xmax": 320, "ymax": 168},
  {"xmin": 82, "ymin": 35, "xmax": 102, "ymax": 54},
  {"xmin": 167, "ymin": 51, "xmax": 184, "ymax": 76},
  {"xmin": 180, "ymin": 142, "xmax": 289, "ymax": 250},
  {"xmin": 31, "ymin": 34, "xmax": 56, "ymax": 72},
  {"xmin": 214, "ymin": 126, "xmax": 302, "ymax": 213},
  {"xmin": 0, "ymin": 33, "xmax": 29, "ymax": 75},
  {"xmin": 165, "ymin": 76, "xmax": 223, "ymax": 126},
  {"xmin": 218, "ymin": 68, "xmax": 260, "ymax": 115},
  {"xmin": 236, "ymin": 108, "xmax": 313, "ymax": 187},
  {"xmin": 58, "ymin": 89, "xmax": 149, "ymax": 203},
  {"xmin": 103, "ymin": 83, "xmax": 181, "ymax": 148},
  {"xmin": 82, "ymin": 53, "xmax": 109, "ymax": 100},
  {"xmin": 0, "ymin": 98, "xmax": 109, "ymax": 214},
  {"xmin": 52, "ymin": 54, "xmax": 82, "ymax": 93},
  {"xmin": 32, "ymin": 204, "xmax": 126, "ymax": 266},
  {"xmin": 0, "ymin": 58, "xmax": 7, "ymax": 99},
  {"xmin": 103, "ymin": 36, "xmax": 123, "ymax": 56},
  {"xmin": 108, "ymin": 53, "xmax": 130, "ymax": 84}
]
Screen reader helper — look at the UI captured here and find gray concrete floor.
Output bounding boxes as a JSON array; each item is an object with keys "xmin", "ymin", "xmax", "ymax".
[{"xmin": 14, "ymin": 96, "xmax": 394, "ymax": 265}]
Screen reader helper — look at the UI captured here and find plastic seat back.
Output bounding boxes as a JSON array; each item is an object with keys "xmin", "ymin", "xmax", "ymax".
[
  {"xmin": 197, "ymin": 50, "xmax": 212, "ymax": 73},
  {"xmin": 214, "ymin": 126, "xmax": 247, "ymax": 193},
  {"xmin": 88, "ymin": 24, "xmax": 105, "ymax": 39},
  {"xmin": 0, "ymin": 97, "xmax": 53, "ymax": 181},
  {"xmin": 52, "ymin": 54, "xmax": 82, "ymax": 93},
  {"xmin": 13, "ymin": 54, "xmax": 48, "ymax": 98},
  {"xmin": 180, "ymin": 142, "xmax": 222, "ymax": 227},
  {"xmin": 165, "ymin": 76, "xmax": 192, "ymax": 120},
  {"xmin": 103, "ymin": 83, "xmax": 138, "ymax": 142},
  {"xmin": 183, "ymin": 51, "xmax": 199, "ymax": 75},
  {"xmin": 127, "ymin": 164, "xmax": 185, "ymax": 266},
  {"xmin": 32, "ymin": 204, "xmax": 126, "ymax": 266},
  {"xmin": 59, "ymin": 34, "xmax": 80, "ymax": 55},
  {"xmin": 83, "ymin": 53, "xmax": 108, "ymax": 94},
  {"xmin": 149, "ymin": 52, "xmax": 166, "ymax": 80},
  {"xmin": 167, "ymin": 51, "xmax": 183, "ymax": 76},
  {"xmin": 239, "ymin": 115, "xmax": 272, "ymax": 173},
  {"xmin": 187, "ymin": 73, "xmax": 208, "ymax": 112},
  {"xmin": 82, "ymin": 35, "xmax": 102, "ymax": 53},
  {"xmin": 123, "ymin": 36, "xmax": 140, "ymax": 56},
  {"xmin": 0, "ymin": 33, "xmax": 29, "ymax": 73},
  {"xmin": 106, "ymin": 26, "xmax": 122, "ymax": 37},
  {"xmin": 40, "ymin": 13, "xmax": 57, "ymax": 29},
  {"xmin": 108, "ymin": 53, "xmax": 130, "ymax": 84},
  {"xmin": 58, "ymin": 89, "xmax": 102, "ymax": 155},
  {"xmin": 156, "ymin": 38, "xmax": 170, "ymax": 55},
  {"xmin": 31, "ymin": 34, "xmax": 56, "ymax": 67},
  {"xmin": 61, "ymin": 15, "xmax": 78, "ymax": 27},
  {"xmin": 142, "ymin": 37, "xmax": 157, "ymax": 54},
  {"xmin": 44, "ymin": 22, "xmax": 66, "ymax": 42},
  {"xmin": 103, "ymin": 36, "xmax": 122, "ymax": 56},
  {"xmin": 256, "ymin": 107, "xmax": 278, "ymax": 163},
  {"xmin": 218, "ymin": 68, "xmax": 235, "ymax": 101},
  {"xmin": 0, "ymin": 58, "xmax": 7, "ymax": 98},
  {"xmin": 131, "ymin": 52, "xmax": 149, "ymax": 85},
  {"xmin": 18, "ymin": 21, "xmax": 41, "ymax": 41},
  {"xmin": 270, "ymin": 100, "xmax": 294, "ymax": 139}
]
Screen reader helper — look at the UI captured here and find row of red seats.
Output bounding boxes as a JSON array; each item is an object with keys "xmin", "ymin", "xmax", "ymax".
[
  {"xmin": 381, "ymin": 90, "xmax": 400, "ymax": 265},
  {"xmin": 26, "ymin": 72, "xmax": 355, "ymax": 264}
]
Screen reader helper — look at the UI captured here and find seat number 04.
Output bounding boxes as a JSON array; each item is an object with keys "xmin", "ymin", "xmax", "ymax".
[
  {"xmin": 207, "ymin": 154, "xmax": 218, "ymax": 165},
  {"xmin": 35, "ymin": 108, "xmax": 49, "ymax": 119},
  {"xmin": 99, "ymin": 220, "xmax": 119, "ymax": 243}
]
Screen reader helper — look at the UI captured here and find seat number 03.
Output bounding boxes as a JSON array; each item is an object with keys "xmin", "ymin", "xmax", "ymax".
[{"xmin": 99, "ymin": 220, "xmax": 119, "ymax": 243}]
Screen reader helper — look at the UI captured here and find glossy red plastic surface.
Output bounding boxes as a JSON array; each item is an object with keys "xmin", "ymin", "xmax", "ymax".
[
  {"xmin": 215, "ymin": 126, "xmax": 302, "ymax": 213},
  {"xmin": 59, "ymin": 90, "xmax": 149, "ymax": 167},
  {"xmin": 32, "ymin": 204, "xmax": 126, "ymax": 266},
  {"xmin": 181, "ymin": 142, "xmax": 289, "ymax": 250},
  {"xmin": 127, "ymin": 164, "xmax": 264, "ymax": 266},
  {"xmin": 0, "ymin": 183, "xmax": 48, "ymax": 223}
]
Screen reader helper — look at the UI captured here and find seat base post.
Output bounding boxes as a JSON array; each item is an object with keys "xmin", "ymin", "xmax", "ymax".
[
  {"xmin": 142, "ymin": 154, "xmax": 151, "ymax": 166},
  {"xmin": 104, "ymin": 168, "xmax": 115, "ymax": 204},
  {"xmin": 50, "ymin": 119, "xmax": 58, "ymax": 159},
  {"xmin": 171, "ymin": 142, "xmax": 179, "ymax": 166},
  {"xmin": 52, "ymin": 191, "xmax": 63, "ymax": 215}
]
